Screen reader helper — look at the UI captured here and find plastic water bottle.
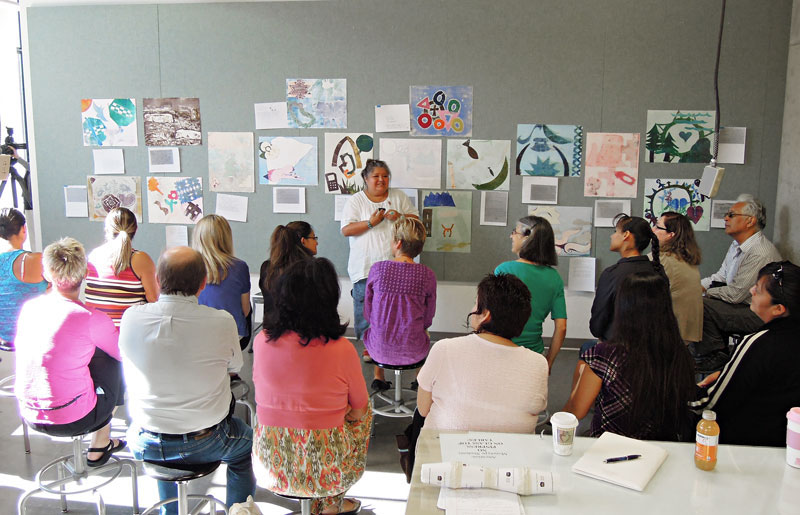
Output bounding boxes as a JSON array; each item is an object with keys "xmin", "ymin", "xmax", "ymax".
[{"xmin": 694, "ymin": 410, "xmax": 720, "ymax": 471}]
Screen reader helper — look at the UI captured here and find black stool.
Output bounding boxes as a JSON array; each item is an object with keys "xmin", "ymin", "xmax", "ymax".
[
  {"xmin": 371, "ymin": 358, "xmax": 425, "ymax": 418},
  {"xmin": 141, "ymin": 460, "xmax": 227, "ymax": 514}
]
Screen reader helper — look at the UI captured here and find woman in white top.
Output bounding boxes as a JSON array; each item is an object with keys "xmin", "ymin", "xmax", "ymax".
[
  {"xmin": 416, "ymin": 273, "xmax": 548, "ymax": 432},
  {"xmin": 340, "ymin": 159, "xmax": 419, "ymax": 340}
]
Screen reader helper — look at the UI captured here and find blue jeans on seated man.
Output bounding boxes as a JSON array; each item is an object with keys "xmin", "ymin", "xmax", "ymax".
[
  {"xmin": 129, "ymin": 416, "xmax": 256, "ymax": 515},
  {"xmin": 351, "ymin": 278, "xmax": 369, "ymax": 340}
]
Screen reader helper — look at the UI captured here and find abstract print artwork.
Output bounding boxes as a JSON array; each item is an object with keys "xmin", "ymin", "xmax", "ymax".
[
  {"xmin": 147, "ymin": 176, "xmax": 204, "ymax": 224},
  {"xmin": 421, "ymin": 190, "xmax": 472, "ymax": 253},
  {"xmin": 516, "ymin": 124, "xmax": 583, "ymax": 176},
  {"xmin": 323, "ymin": 133, "xmax": 374, "ymax": 194},
  {"xmin": 81, "ymin": 98, "xmax": 138, "ymax": 147},
  {"xmin": 258, "ymin": 136, "xmax": 318, "ymax": 186},
  {"xmin": 446, "ymin": 139, "xmax": 510, "ymax": 191},
  {"xmin": 208, "ymin": 132, "xmax": 254, "ymax": 192},
  {"xmin": 379, "ymin": 139, "xmax": 442, "ymax": 190},
  {"xmin": 645, "ymin": 110, "xmax": 715, "ymax": 163},
  {"xmin": 286, "ymin": 79, "xmax": 346, "ymax": 129},
  {"xmin": 643, "ymin": 178, "xmax": 710, "ymax": 231},
  {"xmin": 527, "ymin": 205, "xmax": 592, "ymax": 256},
  {"xmin": 583, "ymin": 133, "xmax": 640, "ymax": 198},
  {"xmin": 87, "ymin": 176, "xmax": 142, "ymax": 222},
  {"xmin": 143, "ymin": 98, "xmax": 202, "ymax": 146},
  {"xmin": 410, "ymin": 86, "xmax": 473, "ymax": 137}
]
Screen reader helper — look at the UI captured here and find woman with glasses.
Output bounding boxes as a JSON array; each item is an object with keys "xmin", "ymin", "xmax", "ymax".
[
  {"xmin": 259, "ymin": 221, "xmax": 317, "ymax": 303},
  {"xmin": 692, "ymin": 261, "xmax": 800, "ymax": 446},
  {"xmin": 494, "ymin": 215, "xmax": 567, "ymax": 372},
  {"xmin": 651, "ymin": 212, "xmax": 703, "ymax": 345},
  {"xmin": 341, "ymin": 159, "xmax": 419, "ymax": 343},
  {"xmin": 193, "ymin": 215, "xmax": 252, "ymax": 349}
]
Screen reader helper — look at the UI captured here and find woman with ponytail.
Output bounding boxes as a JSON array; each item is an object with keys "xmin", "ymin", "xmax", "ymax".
[
  {"xmin": 85, "ymin": 207, "xmax": 157, "ymax": 326},
  {"xmin": 259, "ymin": 221, "xmax": 316, "ymax": 307},
  {"xmin": 589, "ymin": 214, "xmax": 668, "ymax": 342}
]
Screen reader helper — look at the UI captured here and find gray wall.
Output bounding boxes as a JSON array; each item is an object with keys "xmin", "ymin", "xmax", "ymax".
[{"xmin": 25, "ymin": 0, "xmax": 792, "ymax": 282}]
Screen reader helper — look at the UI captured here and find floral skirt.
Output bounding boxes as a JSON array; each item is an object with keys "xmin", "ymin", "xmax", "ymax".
[{"xmin": 252, "ymin": 409, "xmax": 373, "ymax": 514}]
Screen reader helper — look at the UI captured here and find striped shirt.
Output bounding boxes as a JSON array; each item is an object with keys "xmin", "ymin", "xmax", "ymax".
[
  {"xmin": 701, "ymin": 231, "xmax": 781, "ymax": 305},
  {"xmin": 85, "ymin": 249, "xmax": 147, "ymax": 327}
]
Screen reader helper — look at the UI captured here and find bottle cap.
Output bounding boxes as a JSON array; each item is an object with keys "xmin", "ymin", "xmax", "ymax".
[{"xmin": 702, "ymin": 410, "xmax": 716, "ymax": 421}]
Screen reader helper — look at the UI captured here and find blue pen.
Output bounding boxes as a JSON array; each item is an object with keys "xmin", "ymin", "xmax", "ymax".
[{"xmin": 604, "ymin": 454, "xmax": 642, "ymax": 464}]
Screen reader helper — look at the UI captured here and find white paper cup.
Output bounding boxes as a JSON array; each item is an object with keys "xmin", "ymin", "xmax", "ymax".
[{"xmin": 550, "ymin": 411, "xmax": 579, "ymax": 456}]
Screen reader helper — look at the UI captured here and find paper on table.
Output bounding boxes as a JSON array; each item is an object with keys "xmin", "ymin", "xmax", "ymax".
[
  {"xmin": 92, "ymin": 149, "xmax": 125, "ymax": 175},
  {"xmin": 165, "ymin": 225, "xmax": 188, "ymax": 248},
  {"xmin": 440, "ymin": 432, "xmax": 539, "ymax": 467},
  {"xmin": 255, "ymin": 102, "xmax": 289, "ymax": 129},
  {"xmin": 716, "ymin": 127, "xmax": 746, "ymax": 164},
  {"xmin": 375, "ymin": 104, "xmax": 411, "ymax": 132},
  {"xmin": 334, "ymin": 194, "xmax": 353, "ymax": 222},
  {"xmin": 571, "ymin": 432, "xmax": 668, "ymax": 492},
  {"xmin": 594, "ymin": 199, "xmax": 631, "ymax": 228},
  {"xmin": 437, "ymin": 487, "xmax": 523, "ymax": 515},
  {"xmin": 273, "ymin": 187, "xmax": 306, "ymax": 214},
  {"xmin": 521, "ymin": 176, "xmax": 558, "ymax": 204},
  {"xmin": 64, "ymin": 185, "xmax": 88, "ymax": 217},
  {"xmin": 710, "ymin": 199, "xmax": 736, "ymax": 229},
  {"xmin": 480, "ymin": 191, "xmax": 508, "ymax": 226},
  {"xmin": 148, "ymin": 147, "xmax": 181, "ymax": 173},
  {"xmin": 215, "ymin": 193, "xmax": 248, "ymax": 222},
  {"xmin": 568, "ymin": 257, "xmax": 596, "ymax": 292}
]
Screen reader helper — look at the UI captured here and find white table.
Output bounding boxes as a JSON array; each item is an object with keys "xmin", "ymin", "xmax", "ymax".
[{"xmin": 405, "ymin": 429, "xmax": 799, "ymax": 514}]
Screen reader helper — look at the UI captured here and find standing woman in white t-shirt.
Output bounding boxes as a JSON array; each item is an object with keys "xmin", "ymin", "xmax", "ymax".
[{"xmin": 341, "ymin": 159, "xmax": 419, "ymax": 341}]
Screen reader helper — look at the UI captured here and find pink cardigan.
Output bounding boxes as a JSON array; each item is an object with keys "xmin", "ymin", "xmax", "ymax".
[
  {"xmin": 253, "ymin": 331, "xmax": 368, "ymax": 430},
  {"xmin": 15, "ymin": 294, "xmax": 120, "ymax": 425}
]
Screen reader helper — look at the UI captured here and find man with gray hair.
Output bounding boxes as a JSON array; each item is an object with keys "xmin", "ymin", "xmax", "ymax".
[
  {"xmin": 695, "ymin": 194, "xmax": 782, "ymax": 373},
  {"xmin": 119, "ymin": 246, "xmax": 255, "ymax": 513}
]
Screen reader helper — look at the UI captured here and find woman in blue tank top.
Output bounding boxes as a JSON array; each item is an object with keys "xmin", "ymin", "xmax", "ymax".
[{"xmin": 0, "ymin": 208, "xmax": 48, "ymax": 348}]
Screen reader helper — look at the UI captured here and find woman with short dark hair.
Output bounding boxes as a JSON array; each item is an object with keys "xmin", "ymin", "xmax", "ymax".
[
  {"xmin": 252, "ymin": 257, "xmax": 370, "ymax": 515},
  {"xmin": 495, "ymin": 215, "xmax": 567, "ymax": 371},
  {"xmin": 416, "ymin": 273, "xmax": 548, "ymax": 432}
]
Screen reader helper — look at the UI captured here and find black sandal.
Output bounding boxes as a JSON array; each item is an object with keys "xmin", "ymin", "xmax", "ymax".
[{"xmin": 87, "ymin": 439, "xmax": 126, "ymax": 467}]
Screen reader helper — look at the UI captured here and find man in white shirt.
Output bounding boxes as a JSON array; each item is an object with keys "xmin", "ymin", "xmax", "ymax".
[
  {"xmin": 119, "ymin": 247, "xmax": 255, "ymax": 514},
  {"xmin": 695, "ymin": 195, "xmax": 782, "ymax": 373}
]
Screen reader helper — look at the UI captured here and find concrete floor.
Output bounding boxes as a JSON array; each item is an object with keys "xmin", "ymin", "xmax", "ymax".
[{"xmin": 0, "ymin": 335, "xmax": 585, "ymax": 514}]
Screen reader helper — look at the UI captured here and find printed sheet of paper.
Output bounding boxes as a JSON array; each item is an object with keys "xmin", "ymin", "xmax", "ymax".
[
  {"xmin": 286, "ymin": 79, "xmax": 346, "ymax": 129},
  {"xmin": 215, "ymin": 193, "xmax": 248, "ymax": 222},
  {"xmin": 81, "ymin": 98, "xmax": 138, "ymax": 147},
  {"xmin": 480, "ymin": 191, "xmax": 507, "ymax": 226},
  {"xmin": 146, "ymin": 176, "xmax": 204, "ymax": 224},
  {"xmin": 92, "ymin": 149, "xmax": 125, "ymax": 175},
  {"xmin": 716, "ymin": 127, "xmax": 746, "ymax": 164},
  {"xmin": 528, "ymin": 205, "xmax": 593, "ymax": 256},
  {"xmin": 148, "ymin": 147, "xmax": 181, "ymax": 173},
  {"xmin": 272, "ymin": 187, "xmax": 306, "ymax": 213},
  {"xmin": 569, "ymin": 257, "xmax": 596, "ymax": 292},
  {"xmin": 64, "ymin": 185, "xmax": 88, "ymax": 217},
  {"xmin": 594, "ymin": 199, "xmax": 631, "ymax": 227},
  {"xmin": 584, "ymin": 133, "xmax": 640, "ymax": 197},
  {"xmin": 165, "ymin": 225, "xmax": 188, "ymax": 249},
  {"xmin": 334, "ymin": 194, "xmax": 353, "ymax": 221},
  {"xmin": 421, "ymin": 190, "xmax": 471, "ymax": 253},
  {"xmin": 437, "ymin": 487, "xmax": 523, "ymax": 515},
  {"xmin": 254, "ymin": 102, "xmax": 289, "ymax": 129},
  {"xmin": 711, "ymin": 199, "xmax": 736, "ymax": 229},
  {"xmin": 521, "ymin": 176, "xmax": 558, "ymax": 204},
  {"xmin": 208, "ymin": 132, "xmax": 254, "ymax": 192},
  {"xmin": 439, "ymin": 432, "xmax": 539, "ymax": 466},
  {"xmin": 380, "ymin": 138, "xmax": 442, "ymax": 189},
  {"xmin": 446, "ymin": 139, "xmax": 510, "ymax": 191},
  {"xmin": 324, "ymin": 133, "xmax": 373, "ymax": 194},
  {"xmin": 87, "ymin": 176, "xmax": 142, "ymax": 222},
  {"xmin": 375, "ymin": 104, "xmax": 411, "ymax": 132}
]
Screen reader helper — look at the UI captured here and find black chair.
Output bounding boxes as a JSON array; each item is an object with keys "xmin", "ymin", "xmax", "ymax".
[
  {"xmin": 371, "ymin": 358, "xmax": 426, "ymax": 418},
  {"xmin": 141, "ymin": 460, "xmax": 227, "ymax": 515}
]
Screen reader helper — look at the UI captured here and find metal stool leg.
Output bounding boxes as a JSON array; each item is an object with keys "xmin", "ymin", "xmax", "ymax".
[
  {"xmin": 23, "ymin": 422, "xmax": 31, "ymax": 454},
  {"xmin": 300, "ymin": 498, "xmax": 311, "ymax": 515}
]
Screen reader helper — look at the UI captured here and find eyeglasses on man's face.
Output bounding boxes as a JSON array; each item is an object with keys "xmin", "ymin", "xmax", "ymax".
[{"xmin": 724, "ymin": 211, "xmax": 751, "ymax": 219}]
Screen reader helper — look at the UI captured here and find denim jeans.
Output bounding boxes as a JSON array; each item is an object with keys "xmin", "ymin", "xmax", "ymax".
[
  {"xmin": 351, "ymin": 278, "xmax": 369, "ymax": 340},
  {"xmin": 129, "ymin": 417, "xmax": 256, "ymax": 515}
]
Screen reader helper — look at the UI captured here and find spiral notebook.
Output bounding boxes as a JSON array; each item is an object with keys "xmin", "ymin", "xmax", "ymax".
[{"xmin": 571, "ymin": 432, "xmax": 668, "ymax": 492}]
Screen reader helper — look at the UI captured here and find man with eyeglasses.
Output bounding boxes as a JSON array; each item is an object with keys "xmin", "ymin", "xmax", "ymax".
[{"xmin": 694, "ymin": 194, "xmax": 782, "ymax": 373}]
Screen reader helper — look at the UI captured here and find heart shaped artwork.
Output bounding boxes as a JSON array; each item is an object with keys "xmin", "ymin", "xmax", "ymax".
[
  {"xmin": 686, "ymin": 205, "xmax": 704, "ymax": 224},
  {"xmin": 678, "ymin": 131, "xmax": 692, "ymax": 142},
  {"xmin": 119, "ymin": 193, "xmax": 136, "ymax": 207}
]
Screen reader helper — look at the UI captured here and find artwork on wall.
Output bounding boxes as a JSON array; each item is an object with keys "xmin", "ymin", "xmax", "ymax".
[
  {"xmin": 87, "ymin": 176, "xmax": 142, "ymax": 222},
  {"xmin": 421, "ymin": 190, "xmax": 472, "ymax": 253},
  {"xmin": 516, "ymin": 124, "xmax": 583, "ymax": 176},
  {"xmin": 583, "ymin": 133, "xmax": 640, "ymax": 198},
  {"xmin": 446, "ymin": 139, "xmax": 510, "ymax": 191},
  {"xmin": 643, "ymin": 178, "xmax": 710, "ymax": 231},
  {"xmin": 479, "ymin": 191, "xmax": 508, "ymax": 226},
  {"xmin": 286, "ymin": 79, "xmax": 346, "ymax": 128},
  {"xmin": 644, "ymin": 110, "xmax": 715, "ymax": 163},
  {"xmin": 527, "ymin": 205, "xmax": 592, "ymax": 256},
  {"xmin": 594, "ymin": 199, "xmax": 631, "ymax": 227},
  {"xmin": 208, "ymin": 132, "xmax": 254, "ymax": 192},
  {"xmin": 521, "ymin": 176, "xmax": 558, "ymax": 204},
  {"xmin": 81, "ymin": 98, "xmax": 138, "ymax": 147},
  {"xmin": 379, "ymin": 139, "xmax": 442, "ymax": 189},
  {"xmin": 148, "ymin": 148, "xmax": 181, "ymax": 173},
  {"xmin": 323, "ymin": 133, "xmax": 374, "ymax": 194},
  {"xmin": 258, "ymin": 136, "xmax": 318, "ymax": 186},
  {"xmin": 143, "ymin": 98, "xmax": 202, "ymax": 146},
  {"xmin": 147, "ymin": 176, "xmax": 204, "ymax": 224},
  {"xmin": 410, "ymin": 86, "xmax": 473, "ymax": 137}
]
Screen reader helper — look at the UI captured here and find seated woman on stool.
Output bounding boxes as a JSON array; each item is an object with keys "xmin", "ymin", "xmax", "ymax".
[
  {"xmin": 363, "ymin": 217, "xmax": 436, "ymax": 391},
  {"xmin": 416, "ymin": 273, "xmax": 548, "ymax": 432},
  {"xmin": 258, "ymin": 222, "xmax": 316, "ymax": 303},
  {"xmin": 15, "ymin": 237, "xmax": 125, "ymax": 466},
  {"xmin": 253, "ymin": 258, "xmax": 370, "ymax": 515}
]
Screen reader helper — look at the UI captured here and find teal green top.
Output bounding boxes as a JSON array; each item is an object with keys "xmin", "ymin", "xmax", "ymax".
[{"xmin": 494, "ymin": 260, "xmax": 567, "ymax": 354}]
